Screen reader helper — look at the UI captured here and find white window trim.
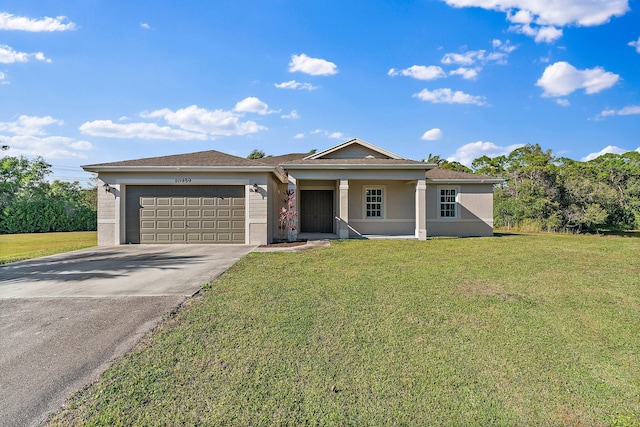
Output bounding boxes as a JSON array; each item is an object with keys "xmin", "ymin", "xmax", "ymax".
[
  {"xmin": 438, "ymin": 185, "xmax": 460, "ymax": 220},
  {"xmin": 362, "ymin": 185, "xmax": 386, "ymax": 220}
]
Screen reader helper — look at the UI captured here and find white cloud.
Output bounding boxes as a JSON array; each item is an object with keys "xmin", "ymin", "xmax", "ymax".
[
  {"xmin": 281, "ymin": 110, "xmax": 300, "ymax": 119},
  {"xmin": 82, "ymin": 102, "xmax": 268, "ymax": 140},
  {"xmin": 629, "ymin": 37, "xmax": 640, "ymax": 54},
  {"xmin": 79, "ymin": 120, "xmax": 208, "ymax": 140},
  {"xmin": 140, "ymin": 23, "xmax": 150, "ymax": 29},
  {"xmin": 413, "ymin": 88, "xmax": 487, "ymax": 105},
  {"xmin": 309, "ymin": 129, "xmax": 345, "ymax": 139},
  {"xmin": 274, "ymin": 80, "xmax": 319, "ymax": 90},
  {"xmin": 441, "ymin": 49, "xmax": 508, "ymax": 66},
  {"xmin": 536, "ymin": 61, "xmax": 619, "ymax": 97},
  {"xmin": 0, "ymin": 115, "xmax": 92, "ymax": 159},
  {"xmin": 421, "ymin": 128, "xmax": 443, "ymax": 141},
  {"xmin": 0, "ymin": 71, "xmax": 6, "ymax": 84},
  {"xmin": 449, "ymin": 67, "xmax": 479, "ymax": 80},
  {"xmin": 441, "ymin": 51, "xmax": 479, "ymax": 66},
  {"xmin": 581, "ymin": 145, "xmax": 628, "ymax": 161},
  {"xmin": 492, "ymin": 39, "xmax": 517, "ymax": 53},
  {"xmin": 555, "ymin": 98, "xmax": 570, "ymax": 106},
  {"xmin": 448, "ymin": 141, "xmax": 524, "ymax": 166},
  {"xmin": 618, "ymin": 105, "xmax": 640, "ymax": 115},
  {"xmin": 0, "ymin": 12, "xmax": 76, "ymax": 32},
  {"xmin": 0, "ymin": 44, "xmax": 50, "ymax": 63},
  {"xmin": 294, "ymin": 133, "xmax": 304, "ymax": 139},
  {"xmin": 233, "ymin": 97, "xmax": 278, "ymax": 115},
  {"xmin": 443, "ymin": 0, "xmax": 629, "ymax": 42},
  {"xmin": 289, "ymin": 53, "xmax": 337, "ymax": 76},
  {"xmin": 0, "ymin": 115, "xmax": 62, "ymax": 135},
  {"xmin": 388, "ymin": 65, "xmax": 446, "ymax": 80},
  {"xmin": 142, "ymin": 104, "xmax": 267, "ymax": 135},
  {"xmin": 596, "ymin": 105, "xmax": 640, "ymax": 119}
]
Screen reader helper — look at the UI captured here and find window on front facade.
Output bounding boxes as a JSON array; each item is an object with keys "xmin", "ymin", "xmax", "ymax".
[
  {"xmin": 365, "ymin": 188, "xmax": 383, "ymax": 218},
  {"xmin": 439, "ymin": 188, "xmax": 457, "ymax": 218}
]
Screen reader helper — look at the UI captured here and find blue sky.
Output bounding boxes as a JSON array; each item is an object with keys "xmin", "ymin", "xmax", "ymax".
[{"xmin": 0, "ymin": 0, "xmax": 639, "ymax": 185}]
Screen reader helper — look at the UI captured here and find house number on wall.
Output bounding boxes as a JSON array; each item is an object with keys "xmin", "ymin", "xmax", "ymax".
[{"xmin": 175, "ymin": 178, "xmax": 192, "ymax": 183}]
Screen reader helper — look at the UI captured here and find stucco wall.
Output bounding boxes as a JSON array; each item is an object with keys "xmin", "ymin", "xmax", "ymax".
[
  {"xmin": 96, "ymin": 176, "xmax": 118, "ymax": 246},
  {"xmin": 426, "ymin": 183, "xmax": 495, "ymax": 237},
  {"xmin": 322, "ymin": 145, "xmax": 388, "ymax": 159},
  {"xmin": 348, "ymin": 180, "xmax": 415, "ymax": 236},
  {"xmin": 94, "ymin": 171, "xmax": 274, "ymax": 245}
]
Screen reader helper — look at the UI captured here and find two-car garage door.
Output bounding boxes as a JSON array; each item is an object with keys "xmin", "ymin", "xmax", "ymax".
[{"xmin": 125, "ymin": 185, "xmax": 245, "ymax": 244}]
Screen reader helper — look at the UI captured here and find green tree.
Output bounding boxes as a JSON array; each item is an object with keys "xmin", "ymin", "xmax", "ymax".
[
  {"xmin": 247, "ymin": 149, "xmax": 266, "ymax": 159},
  {"xmin": 0, "ymin": 156, "xmax": 97, "ymax": 233}
]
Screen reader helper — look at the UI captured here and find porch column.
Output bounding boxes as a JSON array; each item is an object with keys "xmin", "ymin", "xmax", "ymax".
[
  {"xmin": 338, "ymin": 179, "xmax": 349, "ymax": 238},
  {"xmin": 288, "ymin": 177, "xmax": 299, "ymax": 241},
  {"xmin": 415, "ymin": 179, "xmax": 427, "ymax": 240}
]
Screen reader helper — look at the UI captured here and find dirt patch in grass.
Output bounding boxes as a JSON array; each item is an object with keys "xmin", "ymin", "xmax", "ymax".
[{"xmin": 457, "ymin": 281, "xmax": 512, "ymax": 299}]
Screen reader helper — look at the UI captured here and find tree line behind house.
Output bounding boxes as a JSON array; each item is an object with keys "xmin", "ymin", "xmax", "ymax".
[
  {"xmin": 428, "ymin": 144, "xmax": 640, "ymax": 232},
  {"xmin": 0, "ymin": 156, "xmax": 96, "ymax": 234}
]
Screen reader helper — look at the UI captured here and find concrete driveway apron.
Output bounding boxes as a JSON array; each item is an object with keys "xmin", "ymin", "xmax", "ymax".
[{"xmin": 0, "ymin": 244, "xmax": 255, "ymax": 427}]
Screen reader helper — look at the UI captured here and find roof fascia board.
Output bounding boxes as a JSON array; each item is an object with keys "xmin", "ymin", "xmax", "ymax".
[
  {"xmin": 81, "ymin": 165, "xmax": 287, "ymax": 182},
  {"xmin": 283, "ymin": 163, "xmax": 430, "ymax": 170}
]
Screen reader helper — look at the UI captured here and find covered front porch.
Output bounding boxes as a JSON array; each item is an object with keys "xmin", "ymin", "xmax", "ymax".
[{"xmin": 286, "ymin": 175, "xmax": 427, "ymax": 241}]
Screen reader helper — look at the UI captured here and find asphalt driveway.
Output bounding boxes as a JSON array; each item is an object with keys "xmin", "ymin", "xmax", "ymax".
[{"xmin": 0, "ymin": 244, "xmax": 255, "ymax": 427}]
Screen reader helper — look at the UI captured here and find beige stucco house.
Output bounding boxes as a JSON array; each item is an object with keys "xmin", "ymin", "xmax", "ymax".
[{"xmin": 82, "ymin": 138, "xmax": 501, "ymax": 246}]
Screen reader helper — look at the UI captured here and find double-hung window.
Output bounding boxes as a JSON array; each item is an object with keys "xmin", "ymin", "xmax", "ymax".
[
  {"xmin": 439, "ymin": 187, "xmax": 457, "ymax": 218},
  {"xmin": 365, "ymin": 188, "xmax": 383, "ymax": 218}
]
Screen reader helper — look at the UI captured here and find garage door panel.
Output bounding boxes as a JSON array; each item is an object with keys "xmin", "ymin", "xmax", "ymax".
[
  {"xmin": 171, "ymin": 220, "xmax": 186, "ymax": 229},
  {"xmin": 141, "ymin": 220, "xmax": 156, "ymax": 229},
  {"xmin": 126, "ymin": 185, "xmax": 245, "ymax": 244},
  {"xmin": 217, "ymin": 233, "xmax": 231, "ymax": 242}
]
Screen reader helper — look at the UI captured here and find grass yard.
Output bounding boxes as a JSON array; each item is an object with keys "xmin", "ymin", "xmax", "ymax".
[
  {"xmin": 0, "ymin": 231, "xmax": 97, "ymax": 264},
  {"xmin": 51, "ymin": 234, "xmax": 640, "ymax": 426}
]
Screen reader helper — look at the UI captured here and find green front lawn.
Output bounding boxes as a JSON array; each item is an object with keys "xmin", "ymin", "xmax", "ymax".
[
  {"xmin": 0, "ymin": 231, "xmax": 97, "ymax": 264},
  {"xmin": 51, "ymin": 234, "xmax": 640, "ymax": 426}
]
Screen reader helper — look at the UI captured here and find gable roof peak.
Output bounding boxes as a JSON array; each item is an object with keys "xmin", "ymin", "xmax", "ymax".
[{"xmin": 304, "ymin": 138, "xmax": 406, "ymax": 160}]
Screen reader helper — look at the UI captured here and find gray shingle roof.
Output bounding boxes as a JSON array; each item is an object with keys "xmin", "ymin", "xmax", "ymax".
[{"xmin": 83, "ymin": 149, "xmax": 263, "ymax": 168}]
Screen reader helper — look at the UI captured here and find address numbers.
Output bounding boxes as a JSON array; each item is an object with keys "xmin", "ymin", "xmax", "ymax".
[{"xmin": 175, "ymin": 178, "xmax": 192, "ymax": 183}]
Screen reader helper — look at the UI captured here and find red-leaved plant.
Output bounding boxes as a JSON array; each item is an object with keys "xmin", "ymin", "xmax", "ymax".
[{"xmin": 278, "ymin": 189, "xmax": 298, "ymax": 241}]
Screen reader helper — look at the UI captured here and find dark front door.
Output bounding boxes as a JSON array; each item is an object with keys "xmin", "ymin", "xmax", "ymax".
[{"xmin": 300, "ymin": 190, "xmax": 334, "ymax": 233}]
